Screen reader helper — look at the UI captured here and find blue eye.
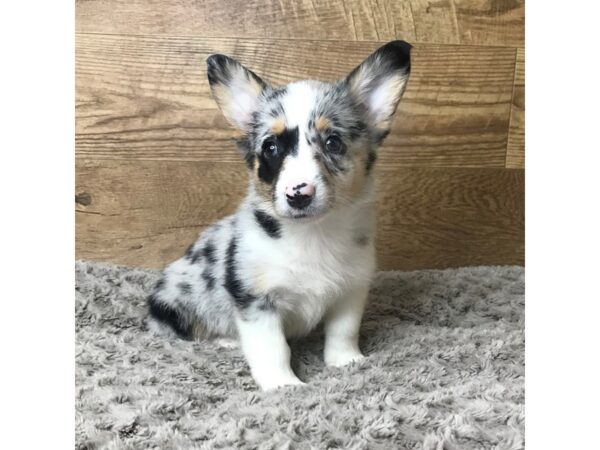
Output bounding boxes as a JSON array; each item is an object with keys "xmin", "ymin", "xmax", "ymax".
[
  {"xmin": 325, "ymin": 135, "xmax": 343, "ymax": 153},
  {"xmin": 262, "ymin": 140, "xmax": 278, "ymax": 157}
]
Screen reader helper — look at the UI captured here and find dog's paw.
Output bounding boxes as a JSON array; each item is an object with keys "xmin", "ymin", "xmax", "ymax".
[
  {"xmin": 258, "ymin": 374, "xmax": 305, "ymax": 391},
  {"xmin": 325, "ymin": 350, "xmax": 365, "ymax": 367}
]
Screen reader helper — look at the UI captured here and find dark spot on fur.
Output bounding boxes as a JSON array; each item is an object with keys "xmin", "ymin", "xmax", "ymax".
[
  {"xmin": 185, "ymin": 244, "xmax": 204, "ymax": 265},
  {"xmin": 254, "ymin": 210, "xmax": 281, "ymax": 238},
  {"xmin": 189, "ymin": 250, "xmax": 202, "ymax": 265},
  {"xmin": 184, "ymin": 244, "xmax": 195, "ymax": 260},
  {"xmin": 177, "ymin": 281, "xmax": 192, "ymax": 295},
  {"xmin": 265, "ymin": 87, "xmax": 287, "ymax": 101},
  {"xmin": 320, "ymin": 152, "xmax": 347, "ymax": 176},
  {"xmin": 366, "ymin": 151, "xmax": 377, "ymax": 173},
  {"xmin": 258, "ymin": 295, "xmax": 276, "ymax": 311},
  {"xmin": 348, "ymin": 121, "xmax": 368, "ymax": 140},
  {"xmin": 346, "ymin": 41, "xmax": 411, "ymax": 92},
  {"xmin": 373, "ymin": 129, "xmax": 390, "ymax": 145},
  {"xmin": 202, "ymin": 270, "xmax": 216, "ymax": 290},
  {"xmin": 202, "ymin": 242, "xmax": 217, "ymax": 264},
  {"xmin": 154, "ymin": 278, "xmax": 165, "ymax": 291},
  {"xmin": 224, "ymin": 237, "xmax": 257, "ymax": 309},
  {"xmin": 206, "ymin": 54, "xmax": 266, "ymax": 91},
  {"xmin": 147, "ymin": 294, "xmax": 193, "ymax": 340},
  {"xmin": 237, "ymin": 139, "xmax": 255, "ymax": 169},
  {"xmin": 374, "ymin": 40, "xmax": 411, "ymax": 74}
]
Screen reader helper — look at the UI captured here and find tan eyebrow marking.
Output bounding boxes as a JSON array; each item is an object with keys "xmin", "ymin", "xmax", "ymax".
[
  {"xmin": 315, "ymin": 116, "xmax": 331, "ymax": 132},
  {"xmin": 270, "ymin": 117, "xmax": 286, "ymax": 135}
]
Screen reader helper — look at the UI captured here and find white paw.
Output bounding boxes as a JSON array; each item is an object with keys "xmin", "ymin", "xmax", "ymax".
[
  {"xmin": 325, "ymin": 350, "xmax": 365, "ymax": 367},
  {"xmin": 256, "ymin": 373, "xmax": 305, "ymax": 391},
  {"xmin": 212, "ymin": 337, "xmax": 239, "ymax": 349}
]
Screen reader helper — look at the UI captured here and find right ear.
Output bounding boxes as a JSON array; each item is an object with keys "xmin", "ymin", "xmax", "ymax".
[
  {"xmin": 345, "ymin": 41, "xmax": 411, "ymax": 137},
  {"xmin": 206, "ymin": 54, "xmax": 269, "ymax": 132}
]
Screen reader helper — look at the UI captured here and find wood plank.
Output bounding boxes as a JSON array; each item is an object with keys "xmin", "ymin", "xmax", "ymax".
[
  {"xmin": 75, "ymin": 0, "xmax": 524, "ymax": 47},
  {"xmin": 375, "ymin": 165, "xmax": 524, "ymax": 270},
  {"xmin": 76, "ymin": 34, "xmax": 516, "ymax": 168},
  {"xmin": 76, "ymin": 159, "xmax": 524, "ymax": 270},
  {"xmin": 506, "ymin": 47, "xmax": 524, "ymax": 168},
  {"xmin": 75, "ymin": 159, "xmax": 245, "ymax": 266}
]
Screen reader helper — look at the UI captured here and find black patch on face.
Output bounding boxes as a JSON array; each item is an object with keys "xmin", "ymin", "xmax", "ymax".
[
  {"xmin": 224, "ymin": 237, "xmax": 257, "ymax": 309},
  {"xmin": 202, "ymin": 242, "xmax": 217, "ymax": 265},
  {"xmin": 354, "ymin": 234, "xmax": 369, "ymax": 246},
  {"xmin": 202, "ymin": 270, "xmax": 216, "ymax": 290},
  {"xmin": 257, "ymin": 126, "xmax": 299, "ymax": 184},
  {"xmin": 177, "ymin": 281, "xmax": 192, "ymax": 295},
  {"xmin": 366, "ymin": 150, "xmax": 377, "ymax": 173},
  {"xmin": 147, "ymin": 294, "xmax": 193, "ymax": 340},
  {"xmin": 254, "ymin": 210, "xmax": 281, "ymax": 238}
]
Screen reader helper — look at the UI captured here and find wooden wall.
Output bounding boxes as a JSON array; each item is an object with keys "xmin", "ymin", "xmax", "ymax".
[{"xmin": 75, "ymin": 0, "xmax": 525, "ymax": 271}]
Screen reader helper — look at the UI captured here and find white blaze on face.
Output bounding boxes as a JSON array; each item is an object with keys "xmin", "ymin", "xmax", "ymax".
[{"xmin": 273, "ymin": 82, "xmax": 328, "ymax": 217}]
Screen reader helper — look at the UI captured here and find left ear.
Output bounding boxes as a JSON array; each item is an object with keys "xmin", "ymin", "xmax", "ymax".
[
  {"xmin": 345, "ymin": 40, "xmax": 412, "ymax": 136},
  {"xmin": 206, "ymin": 54, "xmax": 269, "ymax": 132}
]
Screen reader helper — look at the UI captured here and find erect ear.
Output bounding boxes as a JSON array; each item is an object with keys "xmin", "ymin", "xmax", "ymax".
[
  {"xmin": 206, "ymin": 54, "xmax": 269, "ymax": 131},
  {"xmin": 345, "ymin": 40, "xmax": 412, "ymax": 137}
]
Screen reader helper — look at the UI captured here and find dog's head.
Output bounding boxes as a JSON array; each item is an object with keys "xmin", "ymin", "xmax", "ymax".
[{"xmin": 206, "ymin": 41, "xmax": 411, "ymax": 220}]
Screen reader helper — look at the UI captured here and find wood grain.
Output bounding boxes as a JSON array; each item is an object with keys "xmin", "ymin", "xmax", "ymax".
[
  {"xmin": 76, "ymin": 159, "xmax": 524, "ymax": 270},
  {"xmin": 75, "ymin": 0, "xmax": 524, "ymax": 47},
  {"xmin": 506, "ymin": 47, "xmax": 524, "ymax": 168},
  {"xmin": 375, "ymin": 165, "xmax": 524, "ymax": 269},
  {"xmin": 76, "ymin": 34, "xmax": 516, "ymax": 168}
]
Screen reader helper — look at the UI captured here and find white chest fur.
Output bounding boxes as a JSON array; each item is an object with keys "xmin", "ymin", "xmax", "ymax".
[{"xmin": 237, "ymin": 198, "xmax": 376, "ymax": 337}]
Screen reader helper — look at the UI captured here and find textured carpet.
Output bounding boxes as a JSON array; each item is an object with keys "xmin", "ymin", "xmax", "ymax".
[{"xmin": 75, "ymin": 261, "xmax": 524, "ymax": 450}]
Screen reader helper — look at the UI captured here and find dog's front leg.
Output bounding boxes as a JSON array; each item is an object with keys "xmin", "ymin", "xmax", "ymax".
[
  {"xmin": 235, "ymin": 309, "xmax": 303, "ymax": 390},
  {"xmin": 324, "ymin": 285, "xmax": 369, "ymax": 367}
]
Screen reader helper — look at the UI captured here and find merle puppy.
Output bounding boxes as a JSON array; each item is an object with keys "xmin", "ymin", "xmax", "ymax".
[{"xmin": 148, "ymin": 41, "xmax": 412, "ymax": 390}]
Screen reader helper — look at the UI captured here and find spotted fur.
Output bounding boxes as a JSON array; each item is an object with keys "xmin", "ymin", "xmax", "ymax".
[{"xmin": 148, "ymin": 41, "xmax": 412, "ymax": 390}]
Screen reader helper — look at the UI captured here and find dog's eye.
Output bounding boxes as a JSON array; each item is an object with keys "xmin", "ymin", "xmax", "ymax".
[
  {"xmin": 325, "ymin": 136, "xmax": 344, "ymax": 154},
  {"xmin": 262, "ymin": 140, "xmax": 278, "ymax": 157}
]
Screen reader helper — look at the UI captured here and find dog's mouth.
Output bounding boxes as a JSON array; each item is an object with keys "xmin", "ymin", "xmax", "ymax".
[{"xmin": 279, "ymin": 205, "xmax": 327, "ymax": 221}]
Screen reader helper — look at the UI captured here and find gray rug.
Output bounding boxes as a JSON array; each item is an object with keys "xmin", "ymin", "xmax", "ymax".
[{"xmin": 75, "ymin": 261, "xmax": 524, "ymax": 450}]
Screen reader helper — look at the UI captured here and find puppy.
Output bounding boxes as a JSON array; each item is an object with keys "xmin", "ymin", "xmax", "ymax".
[{"xmin": 147, "ymin": 41, "xmax": 412, "ymax": 390}]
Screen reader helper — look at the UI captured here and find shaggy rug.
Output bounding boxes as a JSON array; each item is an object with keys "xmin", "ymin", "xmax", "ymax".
[{"xmin": 75, "ymin": 261, "xmax": 524, "ymax": 450}]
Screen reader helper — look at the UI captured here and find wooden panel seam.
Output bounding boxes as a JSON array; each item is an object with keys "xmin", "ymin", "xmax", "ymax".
[
  {"xmin": 505, "ymin": 47, "xmax": 519, "ymax": 168},
  {"xmin": 76, "ymin": 31, "xmax": 521, "ymax": 50},
  {"xmin": 75, "ymin": 0, "xmax": 525, "ymax": 47}
]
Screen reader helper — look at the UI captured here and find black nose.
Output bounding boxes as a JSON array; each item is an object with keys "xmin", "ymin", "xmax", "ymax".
[{"xmin": 286, "ymin": 192, "xmax": 313, "ymax": 210}]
